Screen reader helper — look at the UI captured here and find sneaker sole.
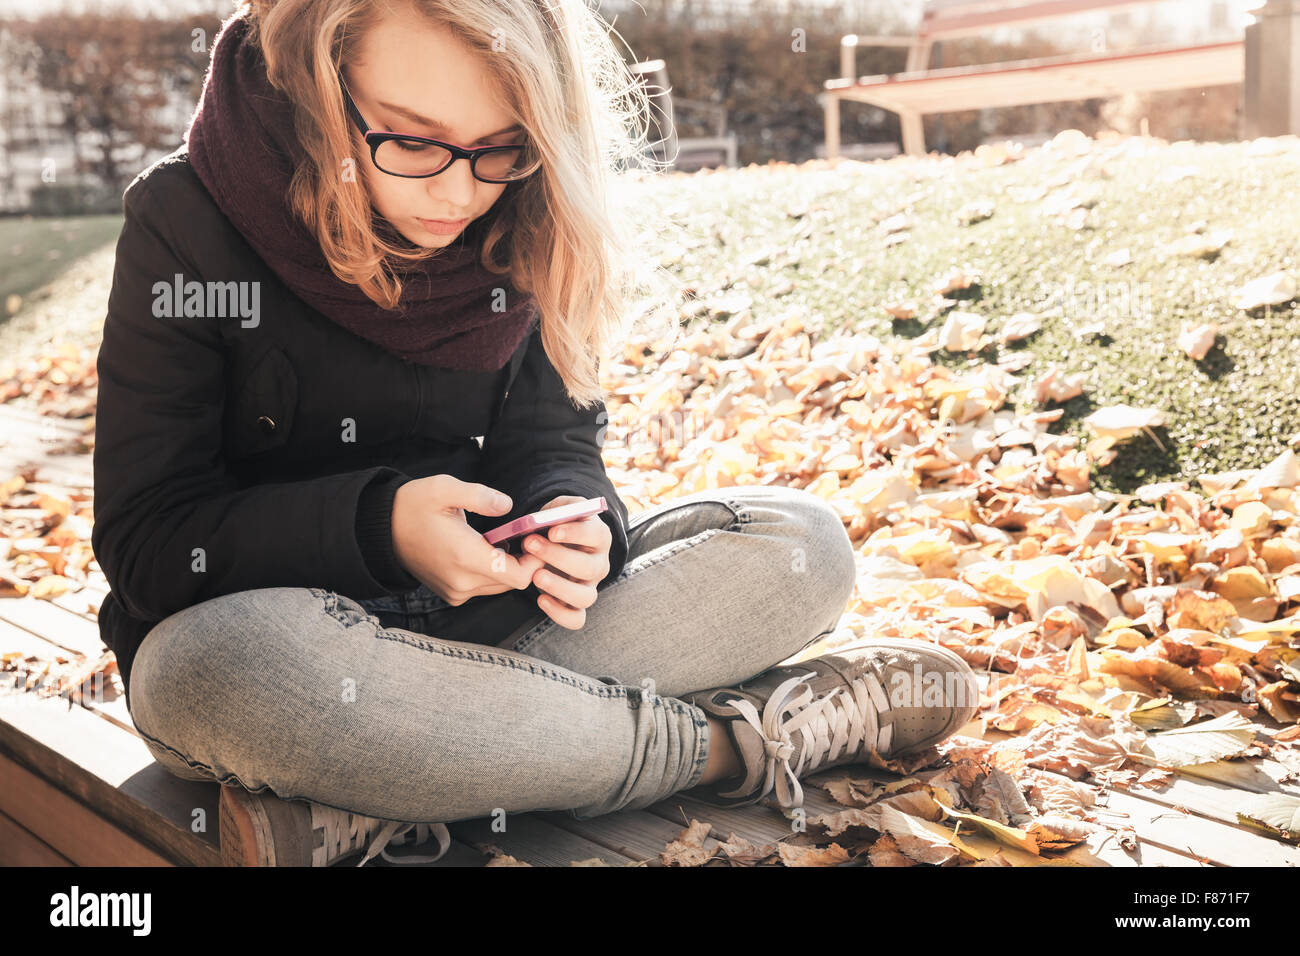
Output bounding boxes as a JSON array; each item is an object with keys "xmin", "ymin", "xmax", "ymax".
[{"xmin": 219, "ymin": 784, "xmax": 315, "ymax": 867}]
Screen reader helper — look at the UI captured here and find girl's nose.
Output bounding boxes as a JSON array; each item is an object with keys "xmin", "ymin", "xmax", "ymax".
[{"xmin": 429, "ymin": 156, "xmax": 477, "ymax": 209}]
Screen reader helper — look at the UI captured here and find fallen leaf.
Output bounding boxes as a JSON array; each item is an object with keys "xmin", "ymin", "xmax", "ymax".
[
  {"xmin": 1137, "ymin": 712, "xmax": 1257, "ymax": 767},
  {"xmin": 1235, "ymin": 793, "xmax": 1300, "ymax": 844},
  {"xmin": 1176, "ymin": 322, "xmax": 1218, "ymax": 361},
  {"xmin": 1082, "ymin": 404, "xmax": 1166, "ymax": 443},
  {"xmin": 1231, "ymin": 271, "xmax": 1296, "ymax": 311}
]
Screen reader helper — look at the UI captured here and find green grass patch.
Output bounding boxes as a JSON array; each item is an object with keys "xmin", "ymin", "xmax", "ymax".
[{"xmin": 0, "ymin": 214, "xmax": 123, "ymax": 313}]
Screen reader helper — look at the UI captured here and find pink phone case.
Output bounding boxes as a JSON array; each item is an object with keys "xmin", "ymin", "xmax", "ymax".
[{"xmin": 483, "ymin": 497, "xmax": 607, "ymax": 550}]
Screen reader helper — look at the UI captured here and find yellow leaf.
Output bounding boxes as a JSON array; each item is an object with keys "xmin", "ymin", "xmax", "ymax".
[
  {"xmin": 30, "ymin": 575, "xmax": 71, "ymax": 600},
  {"xmin": 1210, "ymin": 566, "xmax": 1272, "ymax": 600},
  {"xmin": 940, "ymin": 806, "xmax": 1039, "ymax": 855}
]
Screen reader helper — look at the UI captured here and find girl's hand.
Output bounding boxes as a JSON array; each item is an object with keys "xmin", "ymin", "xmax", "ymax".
[
  {"xmin": 392, "ymin": 475, "xmax": 545, "ymax": 605},
  {"xmin": 521, "ymin": 495, "xmax": 611, "ymax": 629}
]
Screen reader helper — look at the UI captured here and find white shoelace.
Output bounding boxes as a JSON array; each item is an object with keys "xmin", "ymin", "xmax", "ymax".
[
  {"xmin": 311, "ymin": 805, "xmax": 452, "ymax": 867},
  {"xmin": 722, "ymin": 670, "xmax": 893, "ymax": 810}
]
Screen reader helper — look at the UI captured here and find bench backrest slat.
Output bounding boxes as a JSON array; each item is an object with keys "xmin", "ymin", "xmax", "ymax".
[{"xmin": 921, "ymin": 0, "xmax": 1165, "ymax": 40}]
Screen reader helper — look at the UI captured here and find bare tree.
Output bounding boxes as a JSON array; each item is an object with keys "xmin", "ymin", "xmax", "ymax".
[{"xmin": 7, "ymin": 5, "xmax": 215, "ymax": 196}]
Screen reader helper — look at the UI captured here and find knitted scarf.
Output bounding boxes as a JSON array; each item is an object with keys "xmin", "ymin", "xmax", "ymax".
[{"xmin": 184, "ymin": 11, "xmax": 537, "ymax": 371}]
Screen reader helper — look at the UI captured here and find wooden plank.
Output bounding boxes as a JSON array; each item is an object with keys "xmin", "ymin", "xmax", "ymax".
[
  {"xmin": 0, "ymin": 616, "xmax": 137, "ymax": 736},
  {"xmin": 1045, "ymin": 776, "xmax": 1300, "ymax": 866},
  {"xmin": 0, "ymin": 751, "xmax": 173, "ymax": 865},
  {"xmin": 0, "ymin": 691, "xmax": 221, "ymax": 866},
  {"xmin": 645, "ymin": 792, "xmax": 797, "ymax": 847},
  {"xmin": 0, "ymin": 456, "xmax": 93, "ymax": 490},
  {"xmin": 0, "ymin": 402, "xmax": 88, "ymax": 428},
  {"xmin": 829, "ymin": 41, "xmax": 1244, "ymax": 115},
  {"xmin": 0, "ymin": 593, "xmax": 107, "ymax": 658},
  {"xmin": 0, "ymin": 806, "xmax": 75, "ymax": 865},
  {"xmin": 921, "ymin": 0, "xmax": 1161, "ymax": 40},
  {"xmin": 1111, "ymin": 765, "xmax": 1300, "ymax": 838},
  {"xmin": 48, "ymin": 585, "xmax": 105, "ymax": 621},
  {"xmin": 0, "ymin": 614, "xmax": 84, "ymax": 663},
  {"xmin": 447, "ymin": 812, "xmax": 638, "ymax": 866},
  {"xmin": 537, "ymin": 807, "xmax": 721, "ymax": 864}
]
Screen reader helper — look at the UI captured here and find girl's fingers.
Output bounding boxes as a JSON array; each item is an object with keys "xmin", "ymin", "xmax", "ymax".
[
  {"xmin": 548, "ymin": 515, "xmax": 606, "ymax": 549},
  {"xmin": 523, "ymin": 532, "xmax": 605, "ymax": 583},
  {"xmin": 533, "ymin": 565, "xmax": 598, "ymax": 611},
  {"xmin": 538, "ymin": 591, "xmax": 585, "ymax": 629}
]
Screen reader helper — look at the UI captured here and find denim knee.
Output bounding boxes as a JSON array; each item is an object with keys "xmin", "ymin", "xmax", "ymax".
[{"xmin": 782, "ymin": 488, "xmax": 858, "ymax": 628}]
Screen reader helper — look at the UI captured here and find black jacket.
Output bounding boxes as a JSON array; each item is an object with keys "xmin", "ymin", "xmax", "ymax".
[{"xmin": 92, "ymin": 147, "xmax": 629, "ymax": 703}]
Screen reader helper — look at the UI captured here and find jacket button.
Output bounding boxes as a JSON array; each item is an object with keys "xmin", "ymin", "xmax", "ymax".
[{"xmin": 257, "ymin": 415, "xmax": 277, "ymax": 434}]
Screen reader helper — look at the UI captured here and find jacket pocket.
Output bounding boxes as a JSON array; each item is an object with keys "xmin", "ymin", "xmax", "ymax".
[{"xmin": 223, "ymin": 346, "xmax": 298, "ymax": 461}]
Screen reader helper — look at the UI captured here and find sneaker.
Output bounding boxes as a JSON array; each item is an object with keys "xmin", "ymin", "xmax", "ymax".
[
  {"xmin": 219, "ymin": 783, "xmax": 452, "ymax": 867},
  {"xmin": 680, "ymin": 638, "xmax": 979, "ymax": 811}
]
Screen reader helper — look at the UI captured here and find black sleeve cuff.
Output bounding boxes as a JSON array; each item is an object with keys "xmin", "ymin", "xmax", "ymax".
[{"xmin": 355, "ymin": 472, "xmax": 421, "ymax": 592}]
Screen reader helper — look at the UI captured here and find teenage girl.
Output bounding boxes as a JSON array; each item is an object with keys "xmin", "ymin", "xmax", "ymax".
[{"xmin": 93, "ymin": 0, "xmax": 978, "ymax": 866}]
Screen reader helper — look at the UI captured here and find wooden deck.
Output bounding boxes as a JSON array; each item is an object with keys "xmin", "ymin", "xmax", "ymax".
[{"xmin": 2, "ymin": 403, "xmax": 1299, "ymax": 866}]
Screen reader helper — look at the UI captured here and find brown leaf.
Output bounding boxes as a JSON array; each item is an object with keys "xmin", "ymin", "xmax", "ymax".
[
  {"xmin": 777, "ymin": 842, "xmax": 851, "ymax": 867},
  {"xmin": 660, "ymin": 819, "xmax": 718, "ymax": 867},
  {"xmin": 866, "ymin": 833, "xmax": 915, "ymax": 867}
]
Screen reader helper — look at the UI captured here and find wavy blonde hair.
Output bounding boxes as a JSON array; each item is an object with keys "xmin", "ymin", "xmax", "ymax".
[{"xmin": 234, "ymin": 0, "xmax": 672, "ymax": 409}]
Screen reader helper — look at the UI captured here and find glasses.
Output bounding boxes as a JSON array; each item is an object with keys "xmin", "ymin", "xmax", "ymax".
[{"xmin": 339, "ymin": 72, "xmax": 540, "ymax": 183}]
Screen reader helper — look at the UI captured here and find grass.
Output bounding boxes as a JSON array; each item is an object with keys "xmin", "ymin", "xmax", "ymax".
[
  {"xmin": 620, "ymin": 135, "xmax": 1300, "ymax": 495},
  {"xmin": 0, "ymin": 214, "xmax": 123, "ymax": 312}
]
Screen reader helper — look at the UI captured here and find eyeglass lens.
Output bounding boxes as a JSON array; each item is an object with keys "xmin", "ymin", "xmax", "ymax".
[{"xmin": 375, "ymin": 139, "xmax": 530, "ymax": 181}]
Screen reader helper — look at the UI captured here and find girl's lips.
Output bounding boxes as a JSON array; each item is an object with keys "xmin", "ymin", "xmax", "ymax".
[{"xmin": 416, "ymin": 216, "xmax": 469, "ymax": 235}]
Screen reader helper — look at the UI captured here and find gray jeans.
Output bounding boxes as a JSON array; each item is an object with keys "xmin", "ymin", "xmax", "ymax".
[{"xmin": 127, "ymin": 485, "xmax": 857, "ymax": 823}]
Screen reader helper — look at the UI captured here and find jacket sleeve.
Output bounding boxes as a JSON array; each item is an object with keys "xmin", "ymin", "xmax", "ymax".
[
  {"xmin": 474, "ymin": 324, "xmax": 630, "ymax": 589},
  {"xmin": 91, "ymin": 170, "xmax": 419, "ymax": 624}
]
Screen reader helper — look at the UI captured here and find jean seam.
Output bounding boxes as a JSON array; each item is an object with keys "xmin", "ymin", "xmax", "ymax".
[
  {"xmin": 137, "ymin": 723, "xmax": 456, "ymax": 825},
  {"xmin": 371, "ymin": 627, "xmax": 636, "ymax": 699}
]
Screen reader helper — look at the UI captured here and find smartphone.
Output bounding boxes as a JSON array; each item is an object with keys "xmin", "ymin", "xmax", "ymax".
[{"xmin": 483, "ymin": 497, "xmax": 608, "ymax": 553}]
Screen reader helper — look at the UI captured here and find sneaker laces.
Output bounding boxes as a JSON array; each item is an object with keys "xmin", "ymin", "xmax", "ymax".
[
  {"xmin": 723, "ymin": 669, "xmax": 893, "ymax": 810},
  {"xmin": 310, "ymin": 804, "xmax": 452, "ymax": 867}
]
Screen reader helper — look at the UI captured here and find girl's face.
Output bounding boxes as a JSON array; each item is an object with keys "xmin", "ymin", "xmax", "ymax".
[{"xmin": 347, "ymin": 6, "xmax": 518, "ymax": 248}]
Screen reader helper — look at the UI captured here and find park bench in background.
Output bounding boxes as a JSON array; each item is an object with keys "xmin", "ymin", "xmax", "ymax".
[
  {"xmin": 823, "ymin": 0, "xmax": 1247, "ymax": 157},
  {"xmin": 631, "ymin": 58, "xmax": 739, "ymax": 172}
]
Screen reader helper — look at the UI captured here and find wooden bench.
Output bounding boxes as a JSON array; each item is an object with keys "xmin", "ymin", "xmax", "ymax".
[{"xmin": 823, "ymin": 0, "xmax": 1247, "ymax": 157}]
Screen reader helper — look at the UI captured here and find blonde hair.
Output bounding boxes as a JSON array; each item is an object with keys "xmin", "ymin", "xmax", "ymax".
[{"xmin": 235, "ymin": 0, "xmax": 673, "ymax": 409}]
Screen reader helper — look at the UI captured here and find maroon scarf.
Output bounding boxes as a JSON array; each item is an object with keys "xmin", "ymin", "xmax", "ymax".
[{"xmin": 184, "ymin": 11, "xmax": 537, "ymax": 371}]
